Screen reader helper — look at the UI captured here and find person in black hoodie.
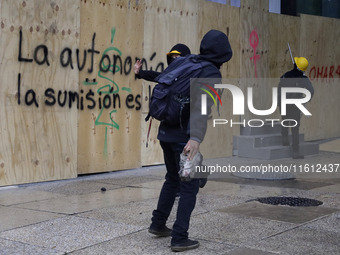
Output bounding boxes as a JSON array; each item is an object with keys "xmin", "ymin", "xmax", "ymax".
[
  {"xmin": 277, "ymin": 57, "xmax": 314, "ymax": 159},
  {"xmin": 134, "ymin": 43, "xmax": 191, "ymax": 81},
  {"xmin": 148, "ymin": 30, "xmax": 232, "ymax": 252}
]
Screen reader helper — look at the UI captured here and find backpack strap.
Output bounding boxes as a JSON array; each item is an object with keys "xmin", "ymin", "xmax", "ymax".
[{"xmin": 155, "ymin": 55, "xmax": 213, "ymax": 85}]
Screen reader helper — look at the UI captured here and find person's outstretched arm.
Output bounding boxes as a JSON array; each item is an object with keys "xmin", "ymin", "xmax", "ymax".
[{"xmin": 134, "ymin": 59, "xmax": 161, "ymax": 82}]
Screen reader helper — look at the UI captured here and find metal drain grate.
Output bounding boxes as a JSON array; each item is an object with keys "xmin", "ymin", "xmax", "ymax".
[{"xmin": 256, "ymin": 196, "xmax": 323, "ymax": 207}]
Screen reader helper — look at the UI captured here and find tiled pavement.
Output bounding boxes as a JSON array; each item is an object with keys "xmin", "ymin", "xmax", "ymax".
[{"xmin": 0, "ymin": 148, "xmax": 339, "ymax": 254}]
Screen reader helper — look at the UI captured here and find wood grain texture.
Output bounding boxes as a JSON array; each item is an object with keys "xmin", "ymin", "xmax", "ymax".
[
  {"xmin": 77, "ymin": 0, "xmax": 144, "ymax": 174},
  {"xmin": 140, "ymin": 0, "xmax": 199, "ymax": 165},
  {"xmin": 1, "ymin": 0, "xmax": 339, "ymax": 186},
  {"xmin": 299, "ymin": 14, "xmax": 340, "ymax": 141},
  {"xmin": 0, "ymin": 0, "xmax": 79, "ymax": 185}
]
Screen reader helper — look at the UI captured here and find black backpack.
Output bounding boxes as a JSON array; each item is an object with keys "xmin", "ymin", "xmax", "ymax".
[{"xmin": 145, "ymin": 55, "xmax": 213, "ymax": 128}]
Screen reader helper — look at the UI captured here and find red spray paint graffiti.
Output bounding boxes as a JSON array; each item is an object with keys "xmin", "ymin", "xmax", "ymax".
[
  {"xmin": 249, "ymin": 29, "xmax": 260, "ymax": 78},
  {"xmin": 309, "ymin": 65, "xmax": 340, "ymax": 82}
]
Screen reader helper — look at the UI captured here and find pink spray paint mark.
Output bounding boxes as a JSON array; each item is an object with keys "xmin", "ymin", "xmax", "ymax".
[{"xmin": 249, "ymin": 29, "xmax": 260, "ymax": 78}]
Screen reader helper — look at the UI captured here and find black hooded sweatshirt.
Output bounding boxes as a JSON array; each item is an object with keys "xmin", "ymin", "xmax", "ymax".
[
  {"xmin": 277, "ymin": 64, "xmax": 314, "ymax": 107},
  {"xmin": 157, "ymin": 30, "xmax": 232, "ymax": 143}
]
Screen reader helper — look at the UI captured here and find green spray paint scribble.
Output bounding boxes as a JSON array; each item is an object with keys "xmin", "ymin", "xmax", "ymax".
[
  {"xmin": 111, "ymin": 27, "xmax": 115, "ymax": 44},
  {"xmin": 122, "ymin": 87, "xmax": 131, "ymax": 92},
  {"xmin": 82, "ymin": 80, "xmax": 98, "ymax": 86},
  {"xmin": 98, "ymin": 46, "xmax": 122, "ymax": 93},
  {"xmin": 104, "ymin": 127, "xmax": 108, "ymax": 156},
  {"xmin": 93, "ymin": 27, "xmax": 135, "ymax": 156},
  {"xmin": 95, "ymin": 27, "xmax": 121, "ymax": 156}
]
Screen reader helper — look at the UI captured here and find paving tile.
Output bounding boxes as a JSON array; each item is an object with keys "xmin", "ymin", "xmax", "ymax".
[
  {"xmin": 134, "ymin": 179, "xmax": 283, "ymax": 199},
  {"xmin": 199, "ymin": 180, "xmax": 241, "ymax": 195},
  {"xmin": 78, "ymin": 195, "xmax": 209, "ymax": 227},
  {"xmin": 304, "ymin": 213, "xmax": 340, "ymax": 233},
  {"xmin": 225, "ymin": 247, "xmax": 278, "ymax": 255},
  {"xmin": 0, "ymin": 238, "xmax": 63, "ymax": 255},
  {"xmin": 189, "ymin": 211, "xmax": 294, "ymax": 244},
  {"xmin": 201, "ymin": 180, "xmax": 293, "ymax": 198},
  {"xmin": 93, "ymin": 175, "xmax": 164, "ymax": 187},
  {"xmin": 0, "ymin": 187, "xmax": 65, "ymax": 206},
  {"xmin": 0, "ymin": 205, "xmax": 62, "ymax": 232},
  {"xmin": 13, "ymin": 187, "xmax": 160, "ymax": 214},
  {"xmin": 77, "ymin": 198, "xmax": 162, "ymax": 226},
  {"xmin": 24, "ymin": 180, "xmax": 122, "ymax": 195},
  {"xmin": 196, "ymin": 179, "xmax": 294, "ymax": 212},
  {"xmin": 133, "ymin": 180, "xmax": 165, "ymax": 190},
  {"xmin": 310, "ymin": 183, "xmax": 340, "ymax": 193},
  {"xmin": 0, "ymin": 152, "xmax": 338, "ymax": 254},
  {"xmin": 248, "ymin": 226, "xmax": 340, "ymax": 255},
  {"xmin": 0, "ymin": 216, "xmax": 142, "ymax": 253},
  {"xmin": 318, "ymin": 194, "xmax": 340, "ymax": 209},
  {"xmin": 210, "ymin": 178, "xmax": 333, "ymax": 191},
  {"xmin": 69, "ymin": 229, "xmax": 234, "ymax": 255},
  {"xmin": 218, "ymin": 201, "xmax": 338, "ymax": 224},
  {"xmin": 196, "ymin": 193, "xmax": 248, "ymax": 211}
]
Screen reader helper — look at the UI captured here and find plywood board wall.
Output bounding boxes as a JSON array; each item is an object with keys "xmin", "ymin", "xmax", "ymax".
[
  {"xmin": 140, "ymin": 0, "xmax": 200, "ymax": 165},
  {"xmin": 197, "ymin": 1, "xmax": 240, "ymax": 158},
  {"xmin": 1, "ymin": 0, "xmax": 340, "ymax": 186},
  {"xmin": 238, "ymin": 0, "xmax": 271, "ymax": 124},
  {"xmin": 268, "ymin": 13, "xmax": 301, "ymax": 78},
  {"xmin": 0, "ymin": 0, "xmax": 79, "ymax": 185},
  {"xmin": 237, "ymin": 7, "xmax": 340, "ymax": 143},
  {"xmin": 77, "ymin": 0, "xmax": 144, "ymax": 174},
  {"xmin": 299, "ymin": 14, "xmax": 340, "ymax": 141}
]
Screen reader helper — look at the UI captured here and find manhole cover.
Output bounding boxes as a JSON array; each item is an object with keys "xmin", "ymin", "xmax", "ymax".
[{"xmin": 256, "ymin": 196, "xmax": 323, "ymax": 207}]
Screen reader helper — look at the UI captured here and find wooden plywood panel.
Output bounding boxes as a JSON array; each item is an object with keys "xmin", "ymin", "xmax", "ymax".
[
  {"xmin": 239, "ymin": 2, "xmax": 270, "ymax": 122},
  {"xmin": 197, "ymin": 1, "xmax": 241, "ymax": 158},
  {"xmin": 77, "ymin": 0, "xmax": 144, "ymax": 174},
  {"xmin": 198, "ymin": 1, "xmax": 240, "ymax": 79},
  {"xmin": 241, "ymin": 0, "xmax": 269, "ymax": 12},
  {"xmin": 238, "ymin": 14, "xmax": 301, "ymax": 122},
  {"xmin": 140, "ymin": 0, "xmax": 199, "ymax": 165},
  {"xmin": 299, "ymin": 14, "xmax": 340, "ymax": 141},
  {"xmin": 268, "ymin": 13, "xmax": 301, "ymax": 78},
  {"xmin": 240, "ymin": 3, "xmax": 269, "ymax": 80},
  {"xmin": 140, "ymin": 82, "xmax": 163, "ymax": 166},
  {"xmin": 144, "ymin": 0, "xmax": 200, "ymax": 54},
  {"xmin": 0, "ymin": 0, "xmax": 79, "ymax": 186},
  {"xmin": 200, "ymin": 83, "xmax": 236, "ymax": 158}
]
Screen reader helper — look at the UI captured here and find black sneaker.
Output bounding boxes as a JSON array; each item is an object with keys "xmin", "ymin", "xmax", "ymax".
[
  {"xmin": 171, "ymin": 239, "xmax": 200, "ymax": 252},
  {"xmin": 148, "ymin": 225, "xmax": 172, "ymax": 237}
]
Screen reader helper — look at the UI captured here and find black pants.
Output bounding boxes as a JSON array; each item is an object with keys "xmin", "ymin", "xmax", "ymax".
[
  {"xmin": 281, "ymin": 105, "xmax": 301, "ymax": 152},
  {"xmin": 151, "ymin": 141, "xmax": 200, "ymax": 244}
]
